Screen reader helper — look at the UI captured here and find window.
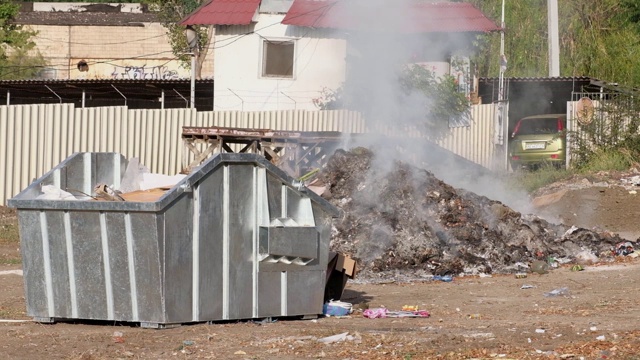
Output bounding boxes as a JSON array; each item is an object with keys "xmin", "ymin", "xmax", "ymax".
[{"xmin": 262, "ymin": 39, "xmax": 295, "ymax": 78}]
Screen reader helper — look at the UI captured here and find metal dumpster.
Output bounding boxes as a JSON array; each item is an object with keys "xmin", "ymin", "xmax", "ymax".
[{"xmin": 8, "ymin": 152, "xmax": 340, "ymax": 328}]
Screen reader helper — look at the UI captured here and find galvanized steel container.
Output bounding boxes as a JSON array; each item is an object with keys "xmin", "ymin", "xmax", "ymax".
[{"xmin": 8, "ymin": 152, "xmax": 339, "ymax": 327}]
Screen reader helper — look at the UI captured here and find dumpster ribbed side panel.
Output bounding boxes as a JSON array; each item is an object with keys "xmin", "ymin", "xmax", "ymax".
[
  {"xmin": 129, "ymin": 212, "xmax": 164, "ymax": 323},
  {"xmin": 103, "ymin": 212, "xmax": 132, "ymax": 321},
  {"xmin": 195, "ymin": 169, "xmax": 224, "ymax": 320},
  {"xmin": 19, "ymin": 210, "xmax": 49, "ymax": 318},
  {"xmin": 163, "ymin": 196, "xmax": 194, "ymax": 323},
  {"xmin": 68, "ymin": 211, "xmax": 108, "ymax": 320},
  {"xmin": 226, "ymin": 164, "xmax": 255, "ymax": 320},
  {"xmin": 46, "ymin": 211, "xmax": 73, "ymax": 318}
]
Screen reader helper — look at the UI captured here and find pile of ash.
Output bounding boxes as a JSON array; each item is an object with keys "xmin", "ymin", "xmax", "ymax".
[{"xmin": 316, "ymin": 148, "xmax": 622, "ymax": 281}]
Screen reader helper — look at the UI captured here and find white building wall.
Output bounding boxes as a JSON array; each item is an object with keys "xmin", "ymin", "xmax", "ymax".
[{"xmin": 214, "ymin": 14, "xmax": 347, "ymax": 111}]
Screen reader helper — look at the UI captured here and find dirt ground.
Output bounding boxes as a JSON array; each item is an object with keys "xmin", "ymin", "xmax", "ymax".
[{"xmin": 1, "ymin": 173, "xmax": 640, "ymax": 359}]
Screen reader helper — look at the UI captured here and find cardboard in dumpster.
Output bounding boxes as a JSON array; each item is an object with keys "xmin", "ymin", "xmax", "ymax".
[{"xmin": 334, "ymin": 253, "xmax": 357, "ymax": 277}]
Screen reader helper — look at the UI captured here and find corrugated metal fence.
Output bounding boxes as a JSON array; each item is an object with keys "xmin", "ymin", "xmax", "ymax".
[{"xmin": 0, "ymin": 103, "xmax": 497, "ymax": 205}]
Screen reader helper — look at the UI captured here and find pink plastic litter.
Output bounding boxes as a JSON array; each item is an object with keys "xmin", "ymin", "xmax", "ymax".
[
  {"xmin": 363, "ymin": 308, "xmax": 430, "ymax": 319},
  {"xmin": 363, "ymin": 308, "xmax": 388, "ymax": 318}
]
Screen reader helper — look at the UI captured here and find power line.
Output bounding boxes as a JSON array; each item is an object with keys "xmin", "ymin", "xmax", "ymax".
[
  {"xmin": 0, "ymin": 51, "xmax": 179, "ymax": 75},
  {"xmin": 33, "ymin": 34, "xmax": 167, "ymax": 46}
]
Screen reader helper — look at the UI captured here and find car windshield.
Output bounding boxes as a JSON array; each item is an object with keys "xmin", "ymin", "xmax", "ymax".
[{"xmin": 515, "ymin": 118, "xmax": 560, "ymax": 136}]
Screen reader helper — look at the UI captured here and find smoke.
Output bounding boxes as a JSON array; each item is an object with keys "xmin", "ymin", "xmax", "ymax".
[{"xmin": 323, "ymin": 0, "xmax": 537, "ymax": 215}]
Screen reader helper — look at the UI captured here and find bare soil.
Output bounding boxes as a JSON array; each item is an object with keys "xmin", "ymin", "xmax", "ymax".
[{"xmin": 2, "ymin": 152, "xmax": 640, "ymax": 359}]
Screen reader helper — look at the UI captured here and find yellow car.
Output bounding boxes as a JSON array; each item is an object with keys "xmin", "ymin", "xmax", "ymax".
[{"xmin": 509, "ymin": 114, "xmax": 567, "ymax": 170}]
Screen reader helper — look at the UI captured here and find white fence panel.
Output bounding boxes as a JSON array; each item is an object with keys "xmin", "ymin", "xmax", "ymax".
[
  {"xmin": 1, "ymin": 104, "xmax": 494, "ymax": 205},
  {"xmin": 436, "ymin": 104, "xmax": 497, "ymax": 169}
]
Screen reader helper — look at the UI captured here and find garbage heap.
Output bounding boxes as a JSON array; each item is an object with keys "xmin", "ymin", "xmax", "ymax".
[{"xmin": 315, "ymin": 148, "xmax": 622, "ymax": 281}]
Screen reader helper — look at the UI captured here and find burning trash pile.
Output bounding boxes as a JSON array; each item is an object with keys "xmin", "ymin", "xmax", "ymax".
[{"xmin": 314, "ymin": 148, "xmax": 623, "ymax": 281}]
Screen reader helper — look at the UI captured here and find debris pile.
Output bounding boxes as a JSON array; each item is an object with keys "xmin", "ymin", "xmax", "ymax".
[{"xmin": 317, "ymin": 148, "xmax": 622, "ymax": 281}]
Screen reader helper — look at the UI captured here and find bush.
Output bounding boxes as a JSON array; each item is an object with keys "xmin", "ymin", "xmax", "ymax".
[{"xmin": 578, "ymin": 148, "xmax": 635, "ymax": 173}]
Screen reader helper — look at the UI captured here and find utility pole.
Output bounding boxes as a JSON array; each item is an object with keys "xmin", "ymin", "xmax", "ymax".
[
  {"xmin": 185, "ymin": 26, "xmax": 199, "ymax": 109},
  {"xmin": 548, "ymin": 0, "xmax": 560, "ymax": 76},
  {"xmin": 494, "ymin": 0, "xmax": 512, "ymax": 171},
  {"xmin": 495, "ymin": 0, "xmax": 507, "ymax": 146}
]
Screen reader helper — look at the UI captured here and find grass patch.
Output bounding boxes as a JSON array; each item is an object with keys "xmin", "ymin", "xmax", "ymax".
[
  {"xmin": 0, "ymin": 257, "xmax": 21, "ymax": 265},
  {"xmin": 577, "ymin": 148, "xmax": 635, "ymax": 173},
  {"xmin": 0, "ymin": 224, "xmax": 20, "ymax": 245},
  {"xmin": 509, "ymin": 147, "xmax": 639, "ymax": 194},
  {"xmin": 509, "ymin": 165, "xmax": 574, "ymax": 193}
]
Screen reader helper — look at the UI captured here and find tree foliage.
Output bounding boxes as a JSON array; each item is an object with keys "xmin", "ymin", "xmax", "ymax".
[
  {"xmin": 142, "ymin": 0, "xmax": 212, "ymax": 78},
  {"xmin": 467, "ymin": 0, "xmax": 640, "ymax": 86},
  {"xmin": 36, "ymin": 0, "xmax": 138, "ymax": 2},
  {"xmin": 0, "ymin": 0, "xmax": 46, "ymax": 80}
]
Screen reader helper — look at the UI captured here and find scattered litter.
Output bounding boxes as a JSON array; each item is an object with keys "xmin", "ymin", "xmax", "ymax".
[
  {"xmin": 112, "ymin": 331, "xmax": 125, "ymax": 343},
  {"xmin": 590, "ymin": 326, "xmax": 597, "ymax": 331},
  {"xmin": 317, "ymin": 332, "xmax": 353, "ymax": 344},
  {"xmin": 596, "ymin": 335, "xmax": 606, "ymax": 341},
  {"xmin": 535, "ymin": 328, "xmax": 546, "ymax": 334},
  {"xmin": 515, "ymin": 273, "xmax": 528, "ymax": 279},
  {"xmin": 614, "ymin": 241, "xmax": 635, "ymax": 256},
  {"xmin": 363, "ymin": 307, "xmax": 387, "ymax": 319},
  {"xmin": 36, "ymin": 185, "xmax": 80, "ymax": 201},
  {"xmin": 432, "ymin": 275, "xmax": 453, "ymax": 282},
  {"xmin": 402, "ymin": 305, "xmax": 419, "ymax": 311},
  {"xmin": 630, "ymin": 190, "xmax": 637, "ymax": 195},
  {"xmin": 462, "ymin": 332, "xmax": 494, "ymax": 338},
  {"xmin": 520, "ymin": 284, "xmax": 535, "ymax": 289},
  {"xmin": 479, "ymin": 273, "xmax": 492, "ymax": 278},
  {"xmin": 234, "ymin": 350, "xmax": 247, "ymax": 355},
  {"xmin": 252, "ymin": 317, "xmax": 277, "ymax": 324},
  {"xmin": 363, "ymin": 307, "xmax": 430, "ymax": 319},
  {"xmin": 530, "ymin": 261, "xmax": 550, "ymax": 275},
  {"xmin": 570, "ymin": 265, "xmax": 584, "ymax": 272},
  {"xmin": 575, "ymin": 250, "xmax": 598, "ymax": 264},
  {"xmin": 323, "ymin": 300, "xmax": 353, "ymax": 316},
  {"xmin": 36, "ymin": 158, "xmax": 187, "ymax": 203},
  {"xmin": 563, "ymin": 225, "xmax": 579, "ymax": 237},
  {"xmin": 622, "ymin": 175, "xmax": 640, "ymax": 186},
  {"xmin": 467, "ymin": 314, "xmax": 481, "ymax": 319},
  {"xmin": 183, "ymin": 340, "xmax": 195, "ymax": 346},
  {"xmin": 0, "ymin": 319, "xmax": 31, "ymax": 323},
  {"xmin": 0, "ymin": 270, "xmax": 23, "ymax": 276},
  {"xmin": 94, "ymin": 183, "xmax": 125, "ymax": 201},
  {"xmin": 544, "ymin": 287, "xmax": 570, "ymax": 297},
  {"xmin": 119, "ymin": 157, "xmax": 149, "ymax": 193},
  {"xmin": 140, "ymin": 173, "xmax": 187, "ymax": 191}
]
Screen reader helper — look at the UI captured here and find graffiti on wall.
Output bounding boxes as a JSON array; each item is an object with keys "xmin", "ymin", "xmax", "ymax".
[
  {"xmin": 111, "ymin": 65, "xmax": 180, "ymax": 80},
  {"xmin": 69, "ymin": 58, "xmax": 189, "ymax": 80}
]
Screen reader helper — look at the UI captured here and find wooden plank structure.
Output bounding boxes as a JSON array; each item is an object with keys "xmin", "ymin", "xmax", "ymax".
[{"xmin": 181, "ymin": 126, "xmax": 347, "ymax": 177}]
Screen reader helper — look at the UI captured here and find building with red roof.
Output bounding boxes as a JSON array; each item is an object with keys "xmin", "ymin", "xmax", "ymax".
[{"xmin": 181, "ymin": 0, "xmax": 499, "ymax": 111}]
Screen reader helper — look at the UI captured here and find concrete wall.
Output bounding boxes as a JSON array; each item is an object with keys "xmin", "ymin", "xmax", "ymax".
[{"xmin": 27, "ymin": 23, "xmax": 214, "ymax": 80}]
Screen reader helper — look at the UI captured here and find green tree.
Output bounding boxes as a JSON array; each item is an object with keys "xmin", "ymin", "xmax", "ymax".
[
  {"xmin": 0, "ymin": 0, "xmax": 46, "ymax": 79},
  {"xmin": 142, "ymin": 0, "xmax": 212, "ymax": 78},
  {"xmin": 468, "ymin": 0, "xmax": 640, "ymax": 86},
  {"xmin": 39, "ymin": 0, "xmax": 138, "ymax": 2}
]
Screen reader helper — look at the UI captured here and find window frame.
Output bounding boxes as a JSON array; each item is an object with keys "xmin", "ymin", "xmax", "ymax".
[{"xmin": 260, "ymin": 37, "xmax": 296, "ymax": 80}]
